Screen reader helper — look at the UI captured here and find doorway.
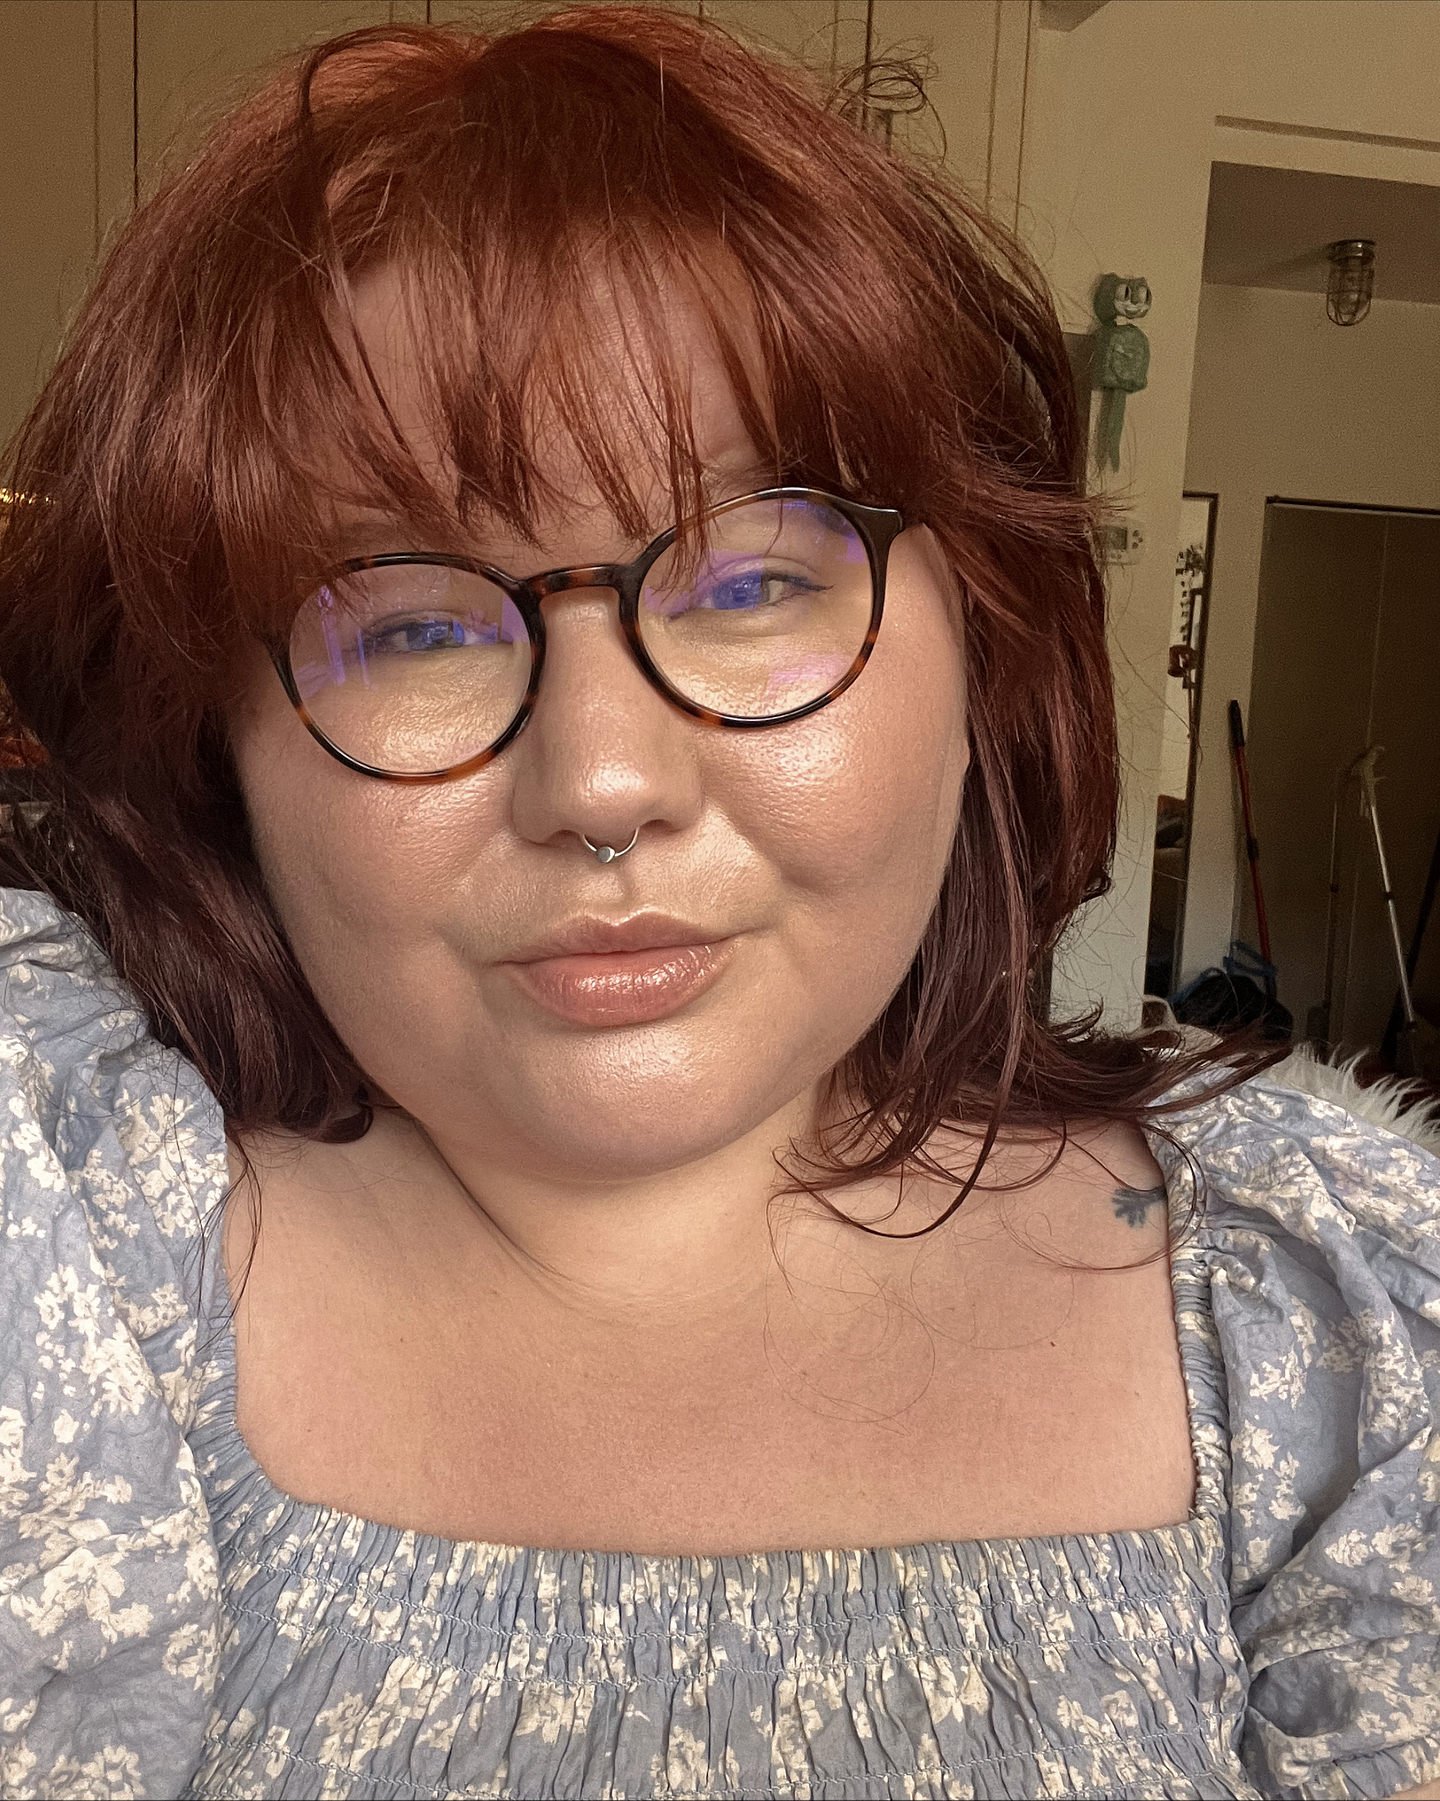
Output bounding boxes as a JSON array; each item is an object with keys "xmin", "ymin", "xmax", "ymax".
[{"xmin": 1244, "ymin": 499, "xmax": 1440, "ymax": 1054}]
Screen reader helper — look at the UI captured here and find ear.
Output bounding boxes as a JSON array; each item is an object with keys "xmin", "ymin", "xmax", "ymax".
[{"xmin": 1092, "ymin": 273, "xmax": 1120, "ymax": 323}]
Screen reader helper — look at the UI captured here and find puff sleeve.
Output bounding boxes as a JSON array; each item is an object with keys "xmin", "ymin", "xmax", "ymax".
[
  {"xmin": 0, "ymin": 890, "xmax": 228, "ymax": 1799},
  {"xmin": 1154, "ymin": 1073, "xmax": 1440, "ymax": 1800}
]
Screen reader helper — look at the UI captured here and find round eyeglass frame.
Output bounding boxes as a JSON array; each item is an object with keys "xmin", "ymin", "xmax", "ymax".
[{"xmin": 269, "ymin": 486, "xmax": 906, "ymax": 784}]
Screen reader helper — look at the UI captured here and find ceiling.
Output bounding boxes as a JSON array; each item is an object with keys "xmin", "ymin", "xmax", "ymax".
[{"xmin": 1202, "ymin": 162, "xmax": 1440, "ymax": 306}]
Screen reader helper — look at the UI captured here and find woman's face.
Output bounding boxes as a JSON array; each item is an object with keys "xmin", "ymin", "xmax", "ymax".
[{"xmin": 228, "ymin": 269, "xmax": 969, "ymax": 1186}]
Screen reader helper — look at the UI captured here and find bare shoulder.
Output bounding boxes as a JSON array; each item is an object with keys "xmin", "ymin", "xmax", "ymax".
[{"xmin": 916, "ymin": 1112, "xmax": 1171, "ymax": 1269}]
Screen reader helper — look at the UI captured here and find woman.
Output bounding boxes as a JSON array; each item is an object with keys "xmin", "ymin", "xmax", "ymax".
[{"xmin": 0, "ymin": 8, "xmax": 1437, "ymax": 1798}]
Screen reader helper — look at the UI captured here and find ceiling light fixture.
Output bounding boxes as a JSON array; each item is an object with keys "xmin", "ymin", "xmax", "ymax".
[{"xmin": 1325, "ymin": 238, "xmax": 1376, "ymax": 326}]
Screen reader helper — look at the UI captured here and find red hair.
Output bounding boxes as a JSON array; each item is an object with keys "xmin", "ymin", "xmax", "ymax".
[{"xmin": 0, "ymin": 5, "xmax": 1250, "ymax": 1222}]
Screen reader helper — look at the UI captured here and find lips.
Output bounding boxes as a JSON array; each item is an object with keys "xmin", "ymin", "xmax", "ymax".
[
  {"xmin": 505, "ymin": 916, "xmax": 734, "ymax": 1026},
  {"xmin": 509, "ymin": 914, "xmax": 723, "ymax": 963}
]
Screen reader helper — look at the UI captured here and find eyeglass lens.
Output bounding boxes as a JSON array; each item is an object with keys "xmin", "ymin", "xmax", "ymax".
[{"xmin": 287, "ymin": 494, "xmax": 873, "ymax": 775}]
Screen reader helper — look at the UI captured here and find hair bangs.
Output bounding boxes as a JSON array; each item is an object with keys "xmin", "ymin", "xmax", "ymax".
[{"xmin": 207, "ymin": 23, "xmax": 917, "ymax": 641}]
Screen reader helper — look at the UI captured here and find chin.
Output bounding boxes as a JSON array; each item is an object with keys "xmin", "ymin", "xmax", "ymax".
[
  {"xmin": 536, "ymin": 1123, "xmax": 753, "ymax": 1183},
  {"xmin": 418, "ymin": 1025, "xmax": 822, "ymax": 1185}
]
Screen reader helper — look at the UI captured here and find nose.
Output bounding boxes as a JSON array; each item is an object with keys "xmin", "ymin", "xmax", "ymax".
[{"xmin": 506, "ymin": 585, "xmax": 705, "ymax": 858}]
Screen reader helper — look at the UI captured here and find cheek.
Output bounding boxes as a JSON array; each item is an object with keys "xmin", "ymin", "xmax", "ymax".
[
  {"xmin": 718, "ymin": 588, "xmax": 968, "ymax": 981},
  {"xmin": 731, "ymin": 600, "xmax": 966, "ymax": 882},
  {"xmin": 230, "ymin": 685, "xmax": 509, "ymax": 965}
]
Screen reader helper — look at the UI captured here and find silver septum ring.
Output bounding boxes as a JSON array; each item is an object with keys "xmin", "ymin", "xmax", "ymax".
[{"xmin": 579, "ymin": 829, "xmax": 640, "ymax": 865}]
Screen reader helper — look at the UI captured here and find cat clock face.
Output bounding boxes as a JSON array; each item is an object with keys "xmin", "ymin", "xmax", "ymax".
[{"xmin": 1094, "ymin": 274, "xmax": 1152, "ymax": 324}]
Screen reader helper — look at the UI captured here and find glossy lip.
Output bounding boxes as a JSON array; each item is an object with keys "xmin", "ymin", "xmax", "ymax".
[
  {"xmin": 506, "ymin": 913, "xmax": 728, "ymax": 964},
  {"xmin": 508, "ymin": 941, "xmax": 734, "ymax": 1028}
]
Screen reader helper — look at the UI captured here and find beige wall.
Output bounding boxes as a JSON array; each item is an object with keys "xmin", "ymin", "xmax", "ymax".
[
  {"xmin": 137, "ymin": 1, "xmax": 413, "ymax": 184},
  {"xmin": 1183, "ymin": 283, "xmax": 1440, "ymax": 985},
  {"xmin": 1020, "ymin": 0, "xmax": 1440, "ymax": 1024},
  {"xmin": 0, "ymin": 0, "xmax": 132, "ymax": 456}
]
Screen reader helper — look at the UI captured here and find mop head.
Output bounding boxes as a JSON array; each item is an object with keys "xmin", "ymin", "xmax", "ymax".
[{"xmin": 1268, "ymin": 1042, "xmax": 1440, "ymax": 1157}]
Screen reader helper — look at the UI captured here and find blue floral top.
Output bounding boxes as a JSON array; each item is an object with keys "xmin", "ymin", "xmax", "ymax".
[{"xmin": 2, "ymin": 888, "xmax": 1440, "ymax": 1800}]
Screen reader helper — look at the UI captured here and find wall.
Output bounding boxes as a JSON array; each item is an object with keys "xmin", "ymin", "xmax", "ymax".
[
  {"xmin": 1019, "ymin": 1, "xmax": 1440, "ymax": 1019},
  {"xmin": 0, "ymin": 0, "xmax": 132, "ymax": 458},
  {"xmin": 137, "ymin": 1, "xmax": 409, "ymax": 185},
  {"xmin": 1185, "ymin": 282, "xmax": 1440, "ymax": 730},
  {"xmin": 1185, "ymin": 285, "xmax": 1440, "ymax": 977}
]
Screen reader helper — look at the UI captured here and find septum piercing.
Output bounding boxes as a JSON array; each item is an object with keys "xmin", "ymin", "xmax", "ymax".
[{"xmin": 579, "ymin": 828, "xmax": 640, "ymax": 864}]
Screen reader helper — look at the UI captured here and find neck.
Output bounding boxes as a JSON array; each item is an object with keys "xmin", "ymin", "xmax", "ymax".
[
  {"xmin": 238, "ymin": 1080, "xmax": 970, "ymax": 1336},
  {"xmin": 382, "ymin": 1085, "xmax": 836, "ymax": 1327}
]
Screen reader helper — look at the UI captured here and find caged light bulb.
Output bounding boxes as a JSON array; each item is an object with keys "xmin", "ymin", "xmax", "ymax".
[{"xmin": 1325, "ymin": 239, "xmax": 1376, "ymax": 327}]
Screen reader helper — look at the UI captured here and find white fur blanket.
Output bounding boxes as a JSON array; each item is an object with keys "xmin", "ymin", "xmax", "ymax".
[{"xmin": 1267, "ymin": 1043, "xmax": 1440, "ymax": 1158}]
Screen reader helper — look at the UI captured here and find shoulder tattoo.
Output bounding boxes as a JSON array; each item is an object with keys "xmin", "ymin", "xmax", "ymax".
[{"xmin": 1112, "ymin": 1182, "xmax": 1165, "ymax": 1228}]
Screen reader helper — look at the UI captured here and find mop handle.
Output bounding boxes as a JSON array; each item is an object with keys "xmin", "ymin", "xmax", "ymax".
[
  {"xmin": 1228, "ymin": 701, "xmax": 1273, "ymax": 964},
  {"xmin": 1357, "ymin": 751, "xmax": 1418, "ymax": 1031},
  {"xmin": 1318, "ymin": 772, "xmax": 1345, "ymax": 1025}
]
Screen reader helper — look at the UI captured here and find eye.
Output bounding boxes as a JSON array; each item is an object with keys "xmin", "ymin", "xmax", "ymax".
[
  {"xmin": 361, "ymin": 615, "xmax": 499, "ymax": 654},
  {"xmin": 703, "ymin": 568, "xmax": 827, "ymax": 612}
]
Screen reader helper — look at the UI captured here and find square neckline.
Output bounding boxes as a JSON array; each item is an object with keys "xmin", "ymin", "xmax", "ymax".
[{"xmin": 189, "ymin": 1126, "xmax": 1230, "ymax": 1586}]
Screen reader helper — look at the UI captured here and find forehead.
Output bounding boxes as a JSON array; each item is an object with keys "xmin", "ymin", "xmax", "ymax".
[{"xmin": 342, "ymin": 258, "xmax": 773, "ymax": 548}]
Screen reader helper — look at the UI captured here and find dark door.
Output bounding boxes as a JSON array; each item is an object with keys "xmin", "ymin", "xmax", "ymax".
[{"xmin": 1246, "ymin": 501, "xmax": 1440, "ymax": 1052}]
